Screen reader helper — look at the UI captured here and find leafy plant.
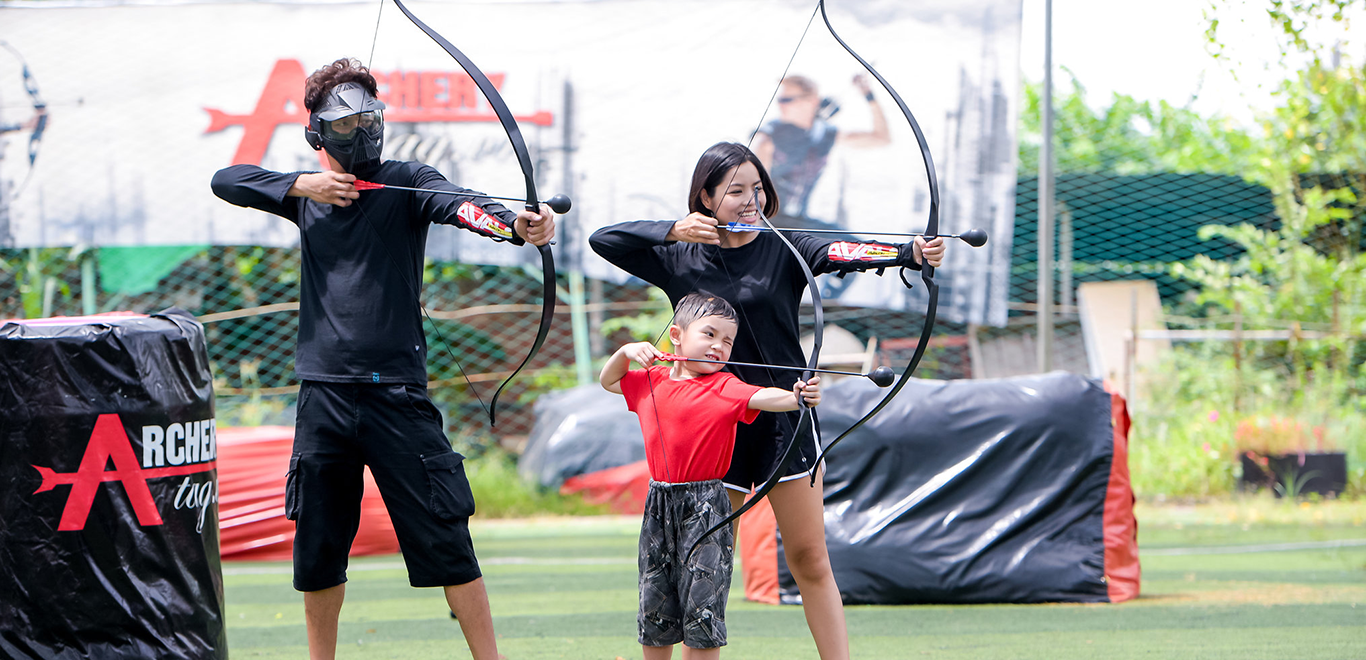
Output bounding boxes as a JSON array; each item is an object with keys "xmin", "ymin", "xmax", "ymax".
[
  {"xmin": 9, "ymin": 247, "xmax": 84, "ymax": 318},
  {"xmin": 1273, "ymin": 466, "xmax": 1323, "ymax": 499},
  {"xmin": 1130, "ymin": 348, "xmax": 1240, "ymax": 499},
  {"xmin": 518, "ymin": 364, "xmax": 581, "ymax": 404},
  {"xmin": 1131, "ymin": 343, "xmax": 1365, "ymax": 499},
  {"xmin": 464, "ymin": 448, "xmax": 610, "ymax": 518},
  {"xmin": 599, "ymin": 287, "xmax": 671, "ymax": 344},
  {"xmin": 1016, "ymin": 70, "xmax": 1262, "ymax": 176},
  {"xmin": 1169, "ymin": 158, "xmax": 1365, "ymax": 415}
]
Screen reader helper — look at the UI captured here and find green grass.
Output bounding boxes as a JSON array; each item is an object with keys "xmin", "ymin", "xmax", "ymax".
[
  {"xmin": 224, "ymin": 501, "xmax": 1366, "ymax": 659},
  {"xmin": 465, "ymin": 452, "xmax": 612, "ymax": 518}
]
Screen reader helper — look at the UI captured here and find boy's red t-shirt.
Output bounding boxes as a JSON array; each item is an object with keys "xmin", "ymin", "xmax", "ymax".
[{"xmin": 619, "ymin": 366, "xmax": 765, "ymax": 483}]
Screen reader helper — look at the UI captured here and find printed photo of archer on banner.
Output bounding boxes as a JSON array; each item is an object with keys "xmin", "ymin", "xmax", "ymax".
[{"xmin": 1, "ymin": 0, "xmax": 1016, "ymax": 326}]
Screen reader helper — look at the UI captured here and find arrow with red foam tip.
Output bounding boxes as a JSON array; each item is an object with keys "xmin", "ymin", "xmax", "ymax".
[
  {"xmin": 655, "ymin": 353, "xmax": 894, "ymax": 387},
  {"xmin": 353, "ymin": 180, "xmax": 572, "ymax": 214}
]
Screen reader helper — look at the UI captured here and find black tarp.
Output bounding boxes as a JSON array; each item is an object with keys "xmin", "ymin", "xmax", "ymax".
[
  {"xmin": 517, "ymin": 385, "xmax": 645, "ymax": 488},
  {"xmin": 780, "ymin": 372, "xmax": 1115, "ymax": 604},
  {"xmin": 0, "ymin": 309, "xmax": 226, "ymax": 659}
]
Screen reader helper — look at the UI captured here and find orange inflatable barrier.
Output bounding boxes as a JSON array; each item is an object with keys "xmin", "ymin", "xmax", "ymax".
[{"xmin": 216, "ymin": 426, "xmax": 399, "ymax": 561}]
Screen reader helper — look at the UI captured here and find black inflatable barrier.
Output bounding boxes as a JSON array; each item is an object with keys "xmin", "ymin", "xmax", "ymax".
[
  {"xmin": 0, "ymin": 310, "xmax": 226, "ymax": 658},
  {"xmin": 782, "ymin": 373, "xmax": 1122, "ymax": 605},
  {"xmin": 518, "ymin": 385, "xmax": 645, "ymax": 488}
]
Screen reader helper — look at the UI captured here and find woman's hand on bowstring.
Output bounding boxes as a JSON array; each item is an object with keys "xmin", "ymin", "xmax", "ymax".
[{"xmin": 668, "ymin": 213, "xmax": 722, "ymax": 245}]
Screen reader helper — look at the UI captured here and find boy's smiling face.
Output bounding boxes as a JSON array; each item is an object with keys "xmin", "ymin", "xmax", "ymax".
[{"xmin": 669, "ymin": 314, "xmax": 738, "ymax": 376}]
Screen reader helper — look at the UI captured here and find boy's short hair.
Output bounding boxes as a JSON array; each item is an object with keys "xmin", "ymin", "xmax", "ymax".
[{"xmin": 673, "ymin": 291, "xmax": 739, "ymax": 330}]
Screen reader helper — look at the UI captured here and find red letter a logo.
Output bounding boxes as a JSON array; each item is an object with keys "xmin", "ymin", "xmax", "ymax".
[{"xmin": 32, "ymin": 414, "xmax": 163, "ymax": 531}]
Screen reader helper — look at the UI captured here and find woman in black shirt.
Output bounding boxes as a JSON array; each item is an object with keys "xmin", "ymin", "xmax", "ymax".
[{"xmin": 591, "ymin": 142, "xmax": 945, "ymax": 659}]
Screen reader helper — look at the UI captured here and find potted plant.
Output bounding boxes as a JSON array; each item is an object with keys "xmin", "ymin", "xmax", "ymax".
[{"xmin": 1234, "ymin": 415, "xmax": 1348, "ymax": 498}]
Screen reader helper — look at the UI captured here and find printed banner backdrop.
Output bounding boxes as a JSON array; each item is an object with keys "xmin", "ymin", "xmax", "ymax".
[{"xmin": 0, "ymin": 0, "xmax": 1019, "ymax": 325}]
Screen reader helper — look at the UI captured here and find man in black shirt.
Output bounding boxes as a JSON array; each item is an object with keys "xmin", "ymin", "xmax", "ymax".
[{"xmin": 212, "ymin": 58, "xmax": 554, "ymax": 660}]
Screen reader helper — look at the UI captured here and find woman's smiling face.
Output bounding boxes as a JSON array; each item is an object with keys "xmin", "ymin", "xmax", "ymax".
[{"xmin": 702, "ymin": 162, "xmax": 767, "ymax": 226}]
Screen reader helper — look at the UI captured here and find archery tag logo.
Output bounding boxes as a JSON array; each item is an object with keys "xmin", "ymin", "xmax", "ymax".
[
  {"xmin": 456, "ymin": 201, "xmax": 514, "ymax": 239},
  {"xmin": 32, "ymin": 413, "xmax": 219, "ymax": 534},
  {"xmin": 203, "ymin": 58, "xmax": 555, "ymax": 166},
  {"xmin": 827, "ymin": 242, "xmax": 898, "ymax": 262}
]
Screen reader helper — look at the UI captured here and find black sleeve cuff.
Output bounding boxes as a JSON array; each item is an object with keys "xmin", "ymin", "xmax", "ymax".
[
  {"xmin": 493, "ymin": 207, "xmax": 526, "ymax": 245},
  {"xmin": 897, "ymin": 243, "xmax": 923, "ymax": 270}
]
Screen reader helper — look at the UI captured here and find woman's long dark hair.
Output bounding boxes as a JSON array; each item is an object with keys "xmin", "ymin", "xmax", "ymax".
[{"xmin": 687, "ymin": 142, "xmax": 780, "ymax": 219}]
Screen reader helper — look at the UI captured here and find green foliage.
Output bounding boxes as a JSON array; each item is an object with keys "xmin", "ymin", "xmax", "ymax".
[
  {"xmin": 1133, "ymin": 342, "xmax": 1366, "ymax": 499},
  {"xmin": 1170, "ymin": 176, "xmax": 1363, "ymax": 324},
  {"xmin": 1207, "ymin": 1, "xmax": 1366, "ymax": 246},
  {"xmin": 5, "ymin": 247, "xmax": 85, "ymax": 319},
  {"xmin": 1144, "ymin": 3, "xmax": 1366, "ymax": 503},
  {"xmin": 1169, "ymin": 165, "xmax": 1366, "ymax": 398},
  {"xmin": 518, "ymin": 364, "xmax": 581, "ymax": 403},
  {"xmin": 1131, "ymin": 348, "xmax": 1240, "ymax": 499},
  {"xmin": 220, "ymin": 245, "xmax": 297, "ymax": 307},
  {"xmin": 1263, "ymin": 62, "xmax": 1366, "ymax": 177},
  {"xmin": 1207, "ymin": 1, "xmax": 1362, "ymax": 66},
  {"xmin": 464, "ymin": 449, "xmax": 610, "ymax": 518},
  {"xmin": 598, "ymin": 287, "xmax": 671, "ymax": 344},
  {"xmin": 1017, "ymin": 71, "xmax": 1261, "ymax": 176},
  {"xmin": 423, "ymin": 260, "xmax": 486, "ymax": 285},
  {"xmin": 1257, "ymin": 61, "xmax": 1366, "ymax": 253},
  {"xmin": 1273, "ymin": 465, "xmax": 1324, "ymax": 499},
  {"xmin": 214, "ymin": 393, "xmax": 292, "ymax": 428}
]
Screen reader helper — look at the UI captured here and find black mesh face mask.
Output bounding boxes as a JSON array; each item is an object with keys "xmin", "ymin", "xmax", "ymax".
[{"xmin": 306, "ymin": 82, "xmax": 387, "ymax": 177}]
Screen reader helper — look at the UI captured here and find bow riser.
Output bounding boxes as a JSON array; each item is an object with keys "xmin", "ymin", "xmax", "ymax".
[{"xmin": 386, "ymin": 0, "xmax": 559, "ymax": 426}]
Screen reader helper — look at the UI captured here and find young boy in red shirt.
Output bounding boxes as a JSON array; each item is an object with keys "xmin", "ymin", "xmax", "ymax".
[{"xmin": 600, "ymin": 292, "xmax": 821, "ymax": 659}]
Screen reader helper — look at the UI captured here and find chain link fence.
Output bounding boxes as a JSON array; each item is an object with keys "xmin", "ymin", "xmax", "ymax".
[
  {"xmin": 4, "ymin": 170, "xmax": 1361, "ymax": 412},
  {"xmin": 5, "ymin": 162, "xmax": 1365, "ymax": 497},
  {"xmin": 7, "ymin": 91, "xmax": 1366, "ymax": 501}
]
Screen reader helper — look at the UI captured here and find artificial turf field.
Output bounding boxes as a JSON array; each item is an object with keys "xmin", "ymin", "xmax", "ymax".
[{"xmin": 223, "ymin": 502, "xmax": 1366, "ymax": 659}]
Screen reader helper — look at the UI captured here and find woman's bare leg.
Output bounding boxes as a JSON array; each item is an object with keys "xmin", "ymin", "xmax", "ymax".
[{"xmin": 767, "ymin": 471, "xmax": 849, "ymax": 660}]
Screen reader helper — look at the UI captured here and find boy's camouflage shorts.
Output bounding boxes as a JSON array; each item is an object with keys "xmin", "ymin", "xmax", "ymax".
[{"xmin": 637, "ymin": 479, "xmax": 734, "ymax": 649}]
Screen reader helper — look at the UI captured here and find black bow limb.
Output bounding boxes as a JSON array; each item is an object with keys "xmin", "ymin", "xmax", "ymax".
[{"xmin": 387, "ymin": 0, "xmax": 563, "ymax": 426}]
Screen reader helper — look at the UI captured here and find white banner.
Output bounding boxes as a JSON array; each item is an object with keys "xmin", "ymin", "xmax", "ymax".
[{"xmin": 0, "ymin": 0, "xmax": 1019, "ymax": 325}]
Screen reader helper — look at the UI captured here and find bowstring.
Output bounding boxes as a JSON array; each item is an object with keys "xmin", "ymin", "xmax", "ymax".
[
  {"xmin": 358, "ymin": 0, "xmax": 492, "ymax": 419},
  {"xmin": 642, "ymin": 359, "xmax": 673, "ymax": 484},
  {"xmin": 744, "ymin": 3, "xmax": 821, "ymax": 144},
  {"xmin": 352, "ymin": 200, "xmax": 493, "ymax": 419},
  {"xmin": 367, "ymin": 0, "xmax": 385, "ymax": 70},
  {"xmin": 642, "ymin": 3, "xmax": 822, "ymax": 491}
]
